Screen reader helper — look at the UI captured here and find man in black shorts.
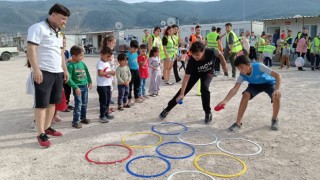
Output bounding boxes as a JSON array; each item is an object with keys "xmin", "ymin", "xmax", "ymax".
[{"xmin": 27, "ymin": 3, "xmax": 70, "ymax": 147}]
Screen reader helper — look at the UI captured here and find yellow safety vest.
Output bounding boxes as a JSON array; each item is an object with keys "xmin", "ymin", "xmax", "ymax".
[
  {"xmin": 206, "ymin": 32, "xmax": 219, "ymax": 49},
  {"xmin": 142, "ymin": 35, "xmax": 151, "ymax": 44},
  {"xmin": 226, "ymin": 31, "xmax": 242, "ymax": 53},
  {"xmin": 160, "ymin": 35, "xmax": 175, "ymax": 59},
  {"xmin": 150, "ymin": 34, "xmax": 163, "ymax": 57},
  {"xmin": 263, "ymin": 45, "xmax": 276, "ymax": 53},
  {"xmin": 311, "ymin": 37, "xmax": 320, "ymax": 53},
  {"xmin": 258, "ymin": 38, "xmax": 265, "ymax": 52}
]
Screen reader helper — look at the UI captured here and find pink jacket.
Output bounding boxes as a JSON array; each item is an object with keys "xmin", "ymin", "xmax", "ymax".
[{"xmin": 297, "ymin": 38, "xmax": 308, "ymax": 53}]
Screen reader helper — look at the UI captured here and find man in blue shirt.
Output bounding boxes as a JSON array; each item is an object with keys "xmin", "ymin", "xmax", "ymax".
[{"xmin": 216, "ymin": 55, "xmax": 282, "ymax": 131}]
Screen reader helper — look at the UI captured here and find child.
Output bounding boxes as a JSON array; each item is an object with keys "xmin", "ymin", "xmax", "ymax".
[
  {"xmin": 96, "ymin": 47, "xmax": 115, "ymax": 122},
  {"xmin": 216, "ymin": 55, "xmax": 281, "ymax": 131},
  {"xmin": 280, "ymin": 30, "xmax": 286, "ymax": 40},
  {"xmin": 116, "ymin": 53, "xmax": 131, "ymax": 111},
  {"xmin": 279, "ymin": 43, "xmax": 290, "ymax": 69},
  {"xmin": 126, "ymin": 40, "xmax": 143, "ymax": 104},
  {"xmin": 67, "ymin": 46, "xmax": 92, "ymax": 128},
  {"xmin": 148, "ymin": 47, "xmax": 161, "ymax": 97},
  {"xmin": 100, "ymin": 35, "xmax": 118, "ymax": 112},
  {"xmin": 263, "ymin": 41, "xmax": 276, "ymax": 67},
  {"xmin": 178, "ymin": 49, "xmax": 188, "ymax": 71},
  {"xmin": 138, "ymin": 44, "xmax": 149, "ymax": 99}
]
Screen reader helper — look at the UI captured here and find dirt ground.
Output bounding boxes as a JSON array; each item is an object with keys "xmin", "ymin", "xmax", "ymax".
[{"xmin": 0, "ymin": 54, "xmax": 319, "ymax": 180}]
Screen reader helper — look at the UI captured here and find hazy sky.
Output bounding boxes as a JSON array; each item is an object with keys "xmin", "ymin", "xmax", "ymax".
[
  {"xmin": 119, "ymin": 0, "xmax": 219, "ymax": 2},
  {"xmin": 3, "ymin": 0, "xmax": 219, "ymax": 2}
]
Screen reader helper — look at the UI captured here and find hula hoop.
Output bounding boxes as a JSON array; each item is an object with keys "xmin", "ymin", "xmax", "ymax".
[
  {"xmin": 85, "ymin": 144, "xmax": 132, "ymax": 164},
  {"xmin": 167, "ymin": 170, "xmax": 215, "ymax": 180},
  {"xmin": 156, "ymin": 142, "xmax": 195, "ymax": 159},
  {"xmin": 194, "ymin": 152, "xmax": 247, "ymax": 178},
  {"xmin": 178, "ymin": 130, "xmax": 218, "ymax": 146},
  {"xmin": 151, "ymin": 122, "xmax": 188, "ymax": 135},
  {"xmin": 217, "ymin": 138, "xmax": 262, "ymax": 156},
  {"xmin": 126, "ymin": 155, "xmax": 171, "ymax": 178},
  {"xmin": 121, "ymin": 132, "xmax": 163, "ymax": 149}
]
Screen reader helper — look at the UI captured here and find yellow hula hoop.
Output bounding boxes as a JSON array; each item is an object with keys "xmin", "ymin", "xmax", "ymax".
[
  {"xmin": 194, "ymin": 152, "xmax": 247, "ymax": 178},
  {"xmin": 121, "ymin": 132, "xmax": 163, "ymax": 149}
]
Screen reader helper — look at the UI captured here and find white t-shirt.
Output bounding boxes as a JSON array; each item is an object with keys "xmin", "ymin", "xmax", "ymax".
[
  {"xmin": 27, "ymin": 21, "xmax": 63, "ymax": 73},
  {"xmin": 249, "ymin": 35, "xmax": 257, "ymax": 47},
  {"xmin": 242, "ymin": 36, "xmax": 250, "ymax": 52},
  {"xmin": 96, "ymin": 60, "xmax": 113, "ymax": 86}
]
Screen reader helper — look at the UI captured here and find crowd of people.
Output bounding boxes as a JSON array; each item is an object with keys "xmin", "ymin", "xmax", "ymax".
[{"xmin": 27, "ymin": 3, "xmax": 285, "ymax": 148}]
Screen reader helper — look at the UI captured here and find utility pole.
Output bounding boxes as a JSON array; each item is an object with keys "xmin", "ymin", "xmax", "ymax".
[{"xmin": 243, "ymin": 0, "xmax": 246, "ymax": 21}]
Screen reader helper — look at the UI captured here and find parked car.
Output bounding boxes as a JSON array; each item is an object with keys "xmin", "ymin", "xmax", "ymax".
[{"xmin": 0, "ymin": 47, "xmax": 19, "ymax": 61}]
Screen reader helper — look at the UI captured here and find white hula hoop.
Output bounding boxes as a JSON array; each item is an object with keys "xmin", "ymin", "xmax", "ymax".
[
  {"xmin": 167, "ymin": 170, "xmax": 215, "ymax": 180},
  {"xmin": 216, "ymin": 138, "xmax": 262, "ymax": 156},
  {"xmin": 178, "ymin": 130, "xmax": 218, "ymax": 146}
]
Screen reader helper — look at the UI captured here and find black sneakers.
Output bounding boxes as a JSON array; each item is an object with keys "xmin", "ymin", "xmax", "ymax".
[
  {"xmin": 159, "ymin": 109, "xmax": 169, "ymax": 120},
  {"xmin": 271, "ymin": 119, "xmax": 279, "ymax": 131},
  {"xmin": 80, "ymin": 118, "xmax": 91, "ymax": 124},
  {"xmin": 229, "ymin": 123, "xmax": 242, "ymax": 131},
  {"xmin": 205, "ymin": 112, "xmax": 212, "ymax": 124}
]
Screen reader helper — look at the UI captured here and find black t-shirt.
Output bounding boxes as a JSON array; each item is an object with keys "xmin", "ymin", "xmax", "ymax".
[{"xmin": 185, "ymin": 49, "xmax": 216, "ymax": 75}]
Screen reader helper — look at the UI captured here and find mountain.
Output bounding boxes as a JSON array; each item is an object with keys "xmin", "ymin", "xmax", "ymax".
[{"xmin": 0, "ymin": 0, "xmax": 318, "ymax": 34}]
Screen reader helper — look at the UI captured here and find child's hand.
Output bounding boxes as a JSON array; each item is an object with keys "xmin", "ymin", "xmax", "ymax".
[
  {"xmin": 153, "ymin": 67, "xmax": 157, "ymax": 70},
  {"xmin": 88, "ymin": 84, "xmax": 92, "ymax": 90},
  {"xmin": 217, "ymin": 101, "xmax": 227, "ymax": 107},
  {"xmin": 75, "ymin": 88, "xmax": 81, "ymax": 96},
  {"xmin": 109, "ymin": 70, "xmax": 116, "ymax": 76}
]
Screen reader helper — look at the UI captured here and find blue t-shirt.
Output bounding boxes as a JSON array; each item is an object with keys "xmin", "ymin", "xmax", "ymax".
[
  {"xmin": 237, "ymin": 62, "xmax": 275, "ymax": 85},
  {"xmin": 126, "ymin": 51, "xmax": 139, "ymax": 70}
]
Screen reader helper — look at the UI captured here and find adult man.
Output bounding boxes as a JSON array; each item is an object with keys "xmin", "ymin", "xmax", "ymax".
[
  {"xmin": 205, "ymin": 26, "xmax": 221, "ymax": 76},
  {"xmin": 241, "ymin": 30, "xmax": 250, "ymax": 58},
  {"xmin": 224, "ymin": 23, "xmax": 243, "ymax": 78},
  {"xmin": 159, "ymin": 42, "xmax": 228, "ymax": 124},
  {"xmin": 172, "ymin": 24, "xmax": 183, "ymax": 83},
  {"xmin": 27, "ymin": 3, "xmax": 70, "ymax": 147},
  {"xmin": 189, "ymin": 25, "xmax": 203, "ymax": 53},
  {"xmin": 249, "ymin": 31, "xmax": 257, "ymax": 61},
  {"xmin": 189, "ymin": 25, "xmax": 203, "ymax": 95}
]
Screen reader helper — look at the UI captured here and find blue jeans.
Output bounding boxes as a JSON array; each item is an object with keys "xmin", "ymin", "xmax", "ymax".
[
  {"xmin": 97, "ymin": 86, "xmax": 111, "ymax": 118},
  {"xmin": 139, "ymin": 78, "xmax": 147, "ymax": 96},
  {"xmin": 118, "ymin": 85, "xmax": 129, "ymax": 106},
  {"xmin": 72, "ymin": 85, "xmax": 88, "ymax": 125}
]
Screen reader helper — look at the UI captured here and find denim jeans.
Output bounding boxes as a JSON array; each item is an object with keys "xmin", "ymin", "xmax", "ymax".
[
  {"xmin": 97, "ymin": 86, "xmax": 111, "ymax": 118},
  {"xmin": 72, "ymin": 85, "xmax": 88, "ymax": 125},
  {"xmin": 129, "ymin": 69, "xmax": 141, "ymax": 99},
  {"xmin": 139, "ymin": 78, "xmax": 147, "ymax": 96},
  {"xmin": 118, "ymin": 85, "xmax": 129, "ymax": 106}
]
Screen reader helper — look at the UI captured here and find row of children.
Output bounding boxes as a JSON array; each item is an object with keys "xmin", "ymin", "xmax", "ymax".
[{"xmin": 64, "ymin": 37, "xmax": 164, "ymax": 128}]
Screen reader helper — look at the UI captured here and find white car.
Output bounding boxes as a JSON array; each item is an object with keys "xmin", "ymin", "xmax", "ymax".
[{"xmin": 0, "ymin": 47, "xmax": 19, "ymax": 61}]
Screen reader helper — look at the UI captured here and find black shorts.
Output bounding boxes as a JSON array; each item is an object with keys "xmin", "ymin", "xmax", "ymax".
[
  {"xmin": 34, "ymin": 71, "xmax": 64, "ymax": 108},
  {"xmin": 243, "ymin": 83, "xmax": 275, "ymax": 103}
]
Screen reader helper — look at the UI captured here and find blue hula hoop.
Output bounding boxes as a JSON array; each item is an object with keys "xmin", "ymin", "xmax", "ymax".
[
  {"xmin": 151, "ymin": 122, "xmax": 188, "ymax": 135},
  {"xmin": 156, "ymin": 142, "xmax": 195, "ymax": 159},
  {"xmin": 126, "ymin": 155, "xmax": 171, "ymax": 178}
]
